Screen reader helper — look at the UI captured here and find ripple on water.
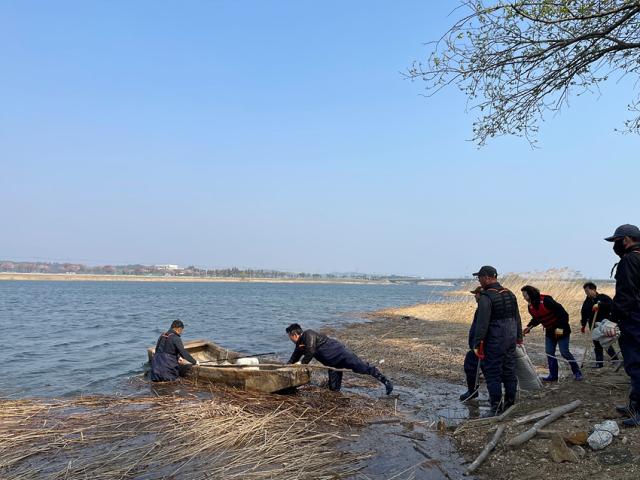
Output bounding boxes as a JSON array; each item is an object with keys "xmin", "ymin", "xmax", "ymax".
[{"xmin": 0, "ymin": 280, "xmax": 453, "ymax": 397}]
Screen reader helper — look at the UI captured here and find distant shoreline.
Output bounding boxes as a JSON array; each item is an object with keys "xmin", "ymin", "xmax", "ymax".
[{"xmin": 0, "ymin": 272, "xmax": 397, "ymax": 285}]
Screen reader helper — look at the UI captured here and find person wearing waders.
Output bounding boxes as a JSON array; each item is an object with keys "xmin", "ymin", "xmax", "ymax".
[
  {"xmin": 471, "ymin": 266, "xmax": 523, "ymax": 417},
  {"xmin": 605, "ymin": 224, "xmax": 640, "ymax": 427},
  {"xmin": 580, "ymin": 282, "xmax": 618, "ymax": 368},
  {"xmin": 459, "ymin": 286, "xmax": 483, "ymax": 401},
  {"xmin": 521, "ymin": 286, "xmax": 583, "ymax": 382},
  {"xmin": 150, "ymin": 320, "xmax": 200, "ymax": 382},
  {"xmin": 285, "ymin": 323, "xmax": 393, "ymax": 394}
]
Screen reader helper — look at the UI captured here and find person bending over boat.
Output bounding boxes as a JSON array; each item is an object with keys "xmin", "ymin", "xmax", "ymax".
[
  {"xmin": 150, "ymin": 320, "xmax": 200, "ymax": 382},
  {"xmin": 285, "ymin": 323, "xmax": 393, "ymax": 394}
]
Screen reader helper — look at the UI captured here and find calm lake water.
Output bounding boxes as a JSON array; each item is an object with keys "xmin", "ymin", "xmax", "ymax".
[{"xmin": 0, "ymin": 280, "xmax": 453, "ymax": 398}]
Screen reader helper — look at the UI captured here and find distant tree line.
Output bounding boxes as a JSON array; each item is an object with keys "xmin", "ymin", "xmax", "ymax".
[{"xmin": 0, "ymin": 260, "xmax": 414, "ymax": 281}]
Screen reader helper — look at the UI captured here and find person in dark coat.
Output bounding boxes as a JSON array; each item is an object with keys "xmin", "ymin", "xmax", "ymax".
[
  {"xmin": 521, "ymin": 286, "xmax": 583, "ymax": 382},
  {"xmin": 286, "ymin": 323, "xmax": 393, "ymax": 394},
  {"xmin": 460, "ymin": 286, "xmax": 482, "ymax": 401},
  {"xmin": 581, "ymin": 282, "xmax": 618, "ymax": 368},
  {"xmin": 605, "ymin": 224, "xmax": 640, "ymax": 427},
  {"xmin": 150, "ymin": 320, "xmax": 199, "ymax": 382},
  {"xmin": 472, "ymin": 266, "xmax": 523, "ymax": 417}
]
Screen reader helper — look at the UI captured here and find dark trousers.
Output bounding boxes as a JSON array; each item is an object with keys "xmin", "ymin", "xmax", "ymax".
[
  {"xmin": 480, "ymin": 320, "xmax": 517, "ymax": 404},
  {"xmin": 545, "ymin": 334, "xmax": 580, "ymax": 379},
  {"xmin": 593, "ymin": 339, "xmax": 618, "ymax": 366},
  {"xmin": 463, "ymin": 350, "xmax": 479, "ymax": 391},
  {"xmin": 619, "ymin": 313, "xmax": 640, "ymax": 402},
  {"xmin": 326, "ymin": 349, "xmax": 384, "ymax": 391}
]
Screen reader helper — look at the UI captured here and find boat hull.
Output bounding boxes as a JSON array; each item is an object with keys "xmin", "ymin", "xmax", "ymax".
[{"xmin": 147, "ymin": 339, "xmax": 311, "ymax": 393}]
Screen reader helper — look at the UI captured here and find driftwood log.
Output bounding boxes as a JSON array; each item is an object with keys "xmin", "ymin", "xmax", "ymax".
[
  {"xmin": 513, "ymin": 409, "xmax": 552, "ymax": 425},
  {"xmin": 506, "ymin": 400, "xmax": 581, "ymax": 447},
  {"xmin": 464, "ymin": 425, "xmax": 506, "ymax": 475}
]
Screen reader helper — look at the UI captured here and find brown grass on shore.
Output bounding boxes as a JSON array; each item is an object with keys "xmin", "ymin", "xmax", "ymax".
[
  {"xmin": 0, "ymin": 387, "xmax": 389, "ymax": 480},
  {"xmin": 378, "ymin": 269, "xmax": 614, "ymax": 328}
]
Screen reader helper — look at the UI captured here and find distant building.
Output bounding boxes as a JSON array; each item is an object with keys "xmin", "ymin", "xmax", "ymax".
[{"xmin": 155, "ymin": 264, "xmax": 179, "ymax": 271}]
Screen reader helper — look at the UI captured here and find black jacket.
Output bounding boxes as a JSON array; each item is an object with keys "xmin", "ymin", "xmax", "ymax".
[
  {"xmin": 155, "ymin": 329, "xmax": 197, "ymax": 364},
  {"xmin": 527, "ymin": 295, "xmax": 571, "ymax": 337},
  {"xmin": 581, "ymin": 293, "xmax": 613, "ymax": 328},
  {"xmin": 288, "ymin": 329, "xmax": 336, "ymax": 364},
  {"xmin": 473, "ymin": 282, "xmax": 523, "ymax": 348},
  {"xmin": 612, "ymin": 244, "xmax": 640, "ymax": 323}
]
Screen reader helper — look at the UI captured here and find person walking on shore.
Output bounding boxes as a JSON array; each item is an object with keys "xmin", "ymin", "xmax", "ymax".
[
  {"xmin": 285, "ymin": 323, "xmax": 393, "ymax": 395},
  {"xmin": 150, "ymin": 320, "xmax": 200, "ymax": 382},
  {"xmin": 605, "ymin": 224, "xmax": 640, "ymax": 427},
  {"xmin": 581, "ymin": 282, "xmax": 618, "ymax": 368},
  {"xmin": 521, "ymin": 286, "xmax": 583, "ymax": 382},
  {"xmin": 472, "ymin": 266, "xmax": 522, "ymax": 417},
  {"xmin": 460, "ymin": 286, "xmax": 482, "ymax": 402}
]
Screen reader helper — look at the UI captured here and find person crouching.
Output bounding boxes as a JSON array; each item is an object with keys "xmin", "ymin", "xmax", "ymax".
[
  {"xmin": 150, "ymin": 320, "xmax": 199, "ymax": 382},
  {"xmin": 285, "ymin": 323, "xmax": 393, "ymax": 395},
  {"xmin": 521, "ymin": 286, "xmax": 583, "ymax": 382}
]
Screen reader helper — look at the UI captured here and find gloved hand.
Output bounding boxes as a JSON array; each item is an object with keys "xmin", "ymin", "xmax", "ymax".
[
  {"xmin": 195, "ymin": 361, "xmax": 201, "ymax": 366},
  {"xmin": 555, "ymin": 328, "xmax": 564, "ymax": 339},
  {"xmin": 474, "ymin": 341, "xmax": 485, "ymax": 360},
  {"xmin": 516, "ymin": 339, "xmax": 524, "ymax": 345},
  {"xmin": 581, "ymin": 326, "xmax": 586, "ymax": 334},
  {"xmin": 523, "ymin": 326, "xmax": 531, "ymax": 335},
  {"xmin": 592, "ymin": 304, "xmax": 599, "ymax": 312}
]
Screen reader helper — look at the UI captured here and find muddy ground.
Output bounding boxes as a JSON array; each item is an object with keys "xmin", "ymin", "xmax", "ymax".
[{"xmin": 326, "ymin": 313, "xmax": 640, "ymax": 480}]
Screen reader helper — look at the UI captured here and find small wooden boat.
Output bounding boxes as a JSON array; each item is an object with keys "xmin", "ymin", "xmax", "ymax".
[{"xmin": 147, "ymin": 339, "xmax": 311, "ymax": 393}]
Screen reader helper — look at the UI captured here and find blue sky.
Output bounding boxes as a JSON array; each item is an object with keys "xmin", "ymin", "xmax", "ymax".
[{"xmin": 1, "ymin": 1, "xmax": 637, "ymax": 278}]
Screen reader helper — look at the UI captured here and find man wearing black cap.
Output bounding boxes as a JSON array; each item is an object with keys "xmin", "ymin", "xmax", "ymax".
[
  {"xmin": 460, "ymin": 286, "xmax": 482, "ymax": 402},
  {"xmin": 605, "ymin": 224, "xmax": 640, "ymax": 427},
  {"xmin": 472, "ymin": 266, "xmax": 523, "ymax": 417},
  {"xmin": 150, "ymin": 320, "xmax": 200, "ymax": 382}
]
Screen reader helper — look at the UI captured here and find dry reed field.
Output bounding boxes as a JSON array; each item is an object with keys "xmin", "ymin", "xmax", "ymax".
[{"xmin": 0, "ymin": 385, "xmax": 390, "ymax": 480}]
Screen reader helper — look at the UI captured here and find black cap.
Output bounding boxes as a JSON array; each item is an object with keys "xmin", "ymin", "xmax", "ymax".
[
  {"xmin": 472, "ymin": 266, "xmax": 498, "ymax": 277},
  {"xmin": 604, "ymin": 224, "xmax": 640, "ymax": 242}
]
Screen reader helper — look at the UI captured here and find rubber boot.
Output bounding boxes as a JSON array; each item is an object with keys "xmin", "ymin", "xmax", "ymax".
[
  {"xmin": 569, "ymin": 359, "xmax": 583, "ymax": 381},
  {"xmin": 541, "ymin": 357, "xmax": 559, "ymax": 382},
  {"xmin": 459, "ymin": 372, "xmax": 479, "ymax": 401},
  {"xmin": 594, "ymin": 349, "xmax": 604, "ymax": 368},
  {"xmin": 503, "ymin": 393, "xmax": 516, "ymax": 412},
  {"xmin": 622, "ymin": 401, "xmax": 640, "ymax": 428},
  {"xmin": 459, "ymin": 389, "xmax": 479, "ymax": 401},
  {"xmin": 481, "ymin": 398, "xmax": 502, "ymax": 418},
  {"xmin": 373, "ymin": 372, "xmax": 394, "ymax": 395}
]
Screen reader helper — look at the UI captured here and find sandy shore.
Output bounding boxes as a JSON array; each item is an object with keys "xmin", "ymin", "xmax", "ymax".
[{"xmin": 0, "ymin": 272, "xmax": 390, "ymax": 285}]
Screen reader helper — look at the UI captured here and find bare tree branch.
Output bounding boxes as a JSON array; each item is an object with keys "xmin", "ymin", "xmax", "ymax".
[{"xmin": 407, "ymin": 0, "xmax": 640, "ymax": 145}]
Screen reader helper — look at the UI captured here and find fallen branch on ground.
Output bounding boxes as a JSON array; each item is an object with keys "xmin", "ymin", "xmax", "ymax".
[
  {"xmin": 464, "ymin": 424, "xmax": 505, "ymax": 475},
  {"xmin": 507, "ymin": 400, "xmax": 581, "ymax": 448}
]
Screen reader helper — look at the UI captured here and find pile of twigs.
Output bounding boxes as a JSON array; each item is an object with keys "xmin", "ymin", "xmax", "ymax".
[{"xmin": 1, "ymin": 386, "xmax": 387, "ymax": 479}]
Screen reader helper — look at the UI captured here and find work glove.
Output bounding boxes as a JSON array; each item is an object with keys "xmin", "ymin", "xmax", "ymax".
[
  {"xmin": 581, "ymin": 326, "xmax": 586, "ymax": 334},
  {"xmin": 592, "ymin": 304, "xmax": 599, "ymax": 312},
  {"xmin": 195, "ymin": 361, "xmax": 200, "ymax": 366},
  {"xmin": 523, "ymin": 326, "xmax": 531, "ymax": 336},
  {"xmin": 555, "ymin": 328, "xmax": 564, "ymax": 339}
]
